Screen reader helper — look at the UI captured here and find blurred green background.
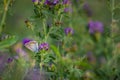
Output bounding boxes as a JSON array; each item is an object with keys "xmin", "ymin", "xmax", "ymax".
[{"xmin": 3, "ymin": 0, "xmax": 111, "ymax": 38}]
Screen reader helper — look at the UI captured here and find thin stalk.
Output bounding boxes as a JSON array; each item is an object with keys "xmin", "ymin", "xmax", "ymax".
[
  {"xmin": 43, "ymin": 19, "xmax": 47, "ymax": 42},
  {"xmin": 111, "ymin": 0, "xmax": 115, "ymax": 20},
  {"xmin": 0, "ymin": 0, "xmax": 11, "ymax": 34},
  {"xmin": 111, "ymin": 0, "xmax": 115, "ymax": 53}
]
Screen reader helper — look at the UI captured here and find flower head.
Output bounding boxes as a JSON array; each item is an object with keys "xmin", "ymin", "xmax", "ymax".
[
  {"xmin": 24, "ymin": 68, "xmax": 45, "ymax": 80},
  {"xmin": 64, "ymin": 27, "xmax": 74, "ymax": 36},
  {"xmin": 83, "ymin": 2, "xmax": 92, "ymax": 17},
  {"xmin": 45, "ymin": 0, "xmax": 59, "ymax": 6},
  {"xmin": 7, "ymin": 57, "xmax": 13, "ymax": 63},
  {"xmin": 86, "ymin": 52, "xmax": 96, "ymax": 64},
  {"xmin": 88, "ymin": 21, "xmax": 104, "ymax": 34},
  {"xmin": 63, "ymin": 0, "xmax": 70, "ymax": 5},
  {"xmin": 39, "ymin": 42, "xmax": 49, "ymax": 51},
  {"xmin": 64, "ymin": 7, "xmax": 72, "ymax": 13}
]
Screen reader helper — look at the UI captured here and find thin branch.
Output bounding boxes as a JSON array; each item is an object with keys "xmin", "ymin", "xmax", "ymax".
[{"xmin": 0, "ymin": 0, "xmax": 11, "ymax": 34}]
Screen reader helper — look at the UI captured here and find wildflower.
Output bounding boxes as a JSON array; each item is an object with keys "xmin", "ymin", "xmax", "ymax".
[
  {"xmin": 24, "ymin": 68, "xmax": 46, "ymax": 80},
  {"xmin": 64, "ymin": 7, "xmax": 72, "ymax": 13},
  {"xmin": 7, "ymin": 57, "xmax": 13, "ymax": 63},
  {"xmin": 22, "ymin": 38, "xmax": 39, "ymax": 53},
  {"xmin": 63, "ymin": 0, "xmax": 70, "ymax": 5},
  {"xmin": 45, "ymin": 0, "xmax": 59, "ymax": 6},
  {"xmin": 64, "ymin": 27, "xmax": 74, "ymax": 36},
  {"xmin": 39, "ymin": 42, "xmax": 49, "ymax": 51},
  {"xmin": 88, "ymin": 21, "xmax": 104, "ymax": 34},
  {"xmin": 83, "ymin": 2, "xmax": 92, "ymax": 17},
  {"xmin": 0, "ymin": 54, "xmax": 9, "ymax": 73},
  {"xmin": 64, "ymin": 8, "xmax": 69, "ymax": 12},
  {"xmin": 53, "ymin": 0, "xmax": 59, "ymax": 4},
  {"xmin": 86, "ymin": 52, "xmax": 96, "ymax": 64}
]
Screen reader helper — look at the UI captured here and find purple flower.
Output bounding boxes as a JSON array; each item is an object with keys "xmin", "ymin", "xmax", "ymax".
[
  {"xmin": 64, "ymin": 27, "xmax": 74, "ymax": 35},
  {"xmin": 88, "ymin": 21, "xmax": 104, "ymax": 34},
  {"xmin": 24, "ymin": 68, "xmax": 46, "ymax": 80},
  {"xmin": 0, "ymin": 53, "xmax": 9, "ymax": 73},
  {"xmin": 45, "ymin": 0, "xmax": 59, "ymax": 6},
  {"xmin": 63, "ymin": 0, "xmax": 70, "ymax": 5},
  {"xmin": 64, "ymin": 7, "xmax": 72, "ymax": 13},
  {"xmin": 7, "ymin": 57, "xmax": 13, "ymax": 63},
  {"xmin": 39, "ymin": 42, "xmax": 49, "ymax": 51},
  {"xmin": 32, "ymin": 0, "xmax": 40, "ymax": 2},
  {"xmin": 53, "ymin": 0, "xmax": 59, "ymax": 4},
  {"xmin": 64, "ymin": 8, "xmax": 69, "ymax": 12},
  {"xmin": 32, "ymin": 0, "xmax": 36, "ymax": 2},
  {"xmin": 86, "ymin": 52, "xmax": 96, "ymax": 64},
  {"xmin": 16, "ymin": 48, "xmax": 29, "ymax": 61},
  {"xmin": 83, "ymin": 2, "xmax": 92, "ymax": 17},
  {"xmin": 22, "ymin": 38, "xmax": 32, "ymax": 45}
]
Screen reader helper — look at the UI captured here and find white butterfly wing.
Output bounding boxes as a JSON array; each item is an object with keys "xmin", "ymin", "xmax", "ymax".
[{"xmin": 25, "ymin": 41, "xmax": 38, "ymax": 53}]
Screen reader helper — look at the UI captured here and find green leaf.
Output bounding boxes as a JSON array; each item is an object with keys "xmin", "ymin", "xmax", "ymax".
[
  {"xmin": 70, "ymin": 68, "xmax": 84, "ymax": 78},
  {"xmin": 0, "ymin": 36, "xmax": 18, "ymax": 49},
  {"xmin": 49, "ymin": 28, "xmax": 64, "ymax": 40},
  {"xmin": 49, "ymin": 33, "xmax": 61, "ymax": 40},
  {"xmin": 50, "ymin": 45, "xmax": 62, "ymax": 59}
]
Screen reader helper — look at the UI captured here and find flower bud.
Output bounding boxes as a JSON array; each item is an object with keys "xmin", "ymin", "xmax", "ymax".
[
  {"xmin": 64, "ymin": 27, "xmax": 74, "ymax": 36},
  {"xmin": 39, "ymin": 42, "xmax": 49, "ymax": 51}
]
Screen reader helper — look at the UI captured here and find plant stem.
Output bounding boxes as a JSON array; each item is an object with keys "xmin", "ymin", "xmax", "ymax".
[
  {"xmin": 111, "ymin": 0, "xmax": 115, "ymax": 53},
  {"xmin": 43, "ymin": 19, "xmax": 47, "ymax": 42},
  {"xmin": 0, "ymin": 0, "xmax": 11, "ymax": 34},
  {"xmin": 111, "ymin": 0, "xmax": 115, "ymax": 21}
]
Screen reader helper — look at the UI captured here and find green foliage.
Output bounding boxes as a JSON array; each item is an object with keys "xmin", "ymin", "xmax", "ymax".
[
  {"xmin": 0, "ymin": 36, "xmax": 17, "ymax": 49},
  {"xmin": 0, "ymin": 0, "xmax": 120, "ymax": 80}
]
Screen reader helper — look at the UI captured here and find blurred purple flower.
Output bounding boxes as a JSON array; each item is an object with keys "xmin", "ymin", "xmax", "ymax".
[
  {"xmin": 45, "ymin": 0, "xmax": 59, "ymax": 6},
  {"xmin": 24, "ymin": 68, "xmax": 46, "ymax": 80},
  {"xmin": 53, "ymin": 0, "xmax": 59, "ymax": 4},
  {"xmin": 7, "ymin": 57, "xmax": 13, "ymax": 63},
  {"xmin": 0, "ymin": 53, "xmax": 10, "ymax": 73},
  {"xmin": 16, "ymin": 48, "xmax": 29, "ymax": 61},
  {"xmin": 63, "ymin": 0, "xmax": 70, "ymax": 5},
  {"xmin": 88, "ymin": 21, "xmax": 104, "ymax": 34},
  {"xmin": 86, "ymin": 52, "xmax": 96, "ymax": 64},
  {"xmin": 83, "ymin": 2, "xmax": 93, "ymax": 17},
  {"xmin": 14, "ymin": 55, "xmax": 19, "ymax": 60},
  {"xmin": 16, "ymin": 48, "xmax": 26, "ymax": 56},
  {"xmin": 32, "ymin": 0, "xmax": 40, "ymax": 2},
  {"xmin": 64, "ymin": 27, "xmax": 74, "ymax": 35},
  {"xmin": 39, "ymin": 42, "xmax": 49, "ymax": 51},
  {"xmin": 64, "ymin": 8, "xmax": 69, "ymax": 12},
  {"xmin": 32, "ymin": 0, "xmax": 37, "ymax": 2},
  {"xmin": 64, "ymin": 7, "xmax": 72, "ymax": 13}
]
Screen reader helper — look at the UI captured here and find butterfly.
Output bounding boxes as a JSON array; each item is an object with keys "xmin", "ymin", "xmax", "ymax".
[{"xmin": 24, "ymin": 41, "xmax": 39, "ymax": 53}]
